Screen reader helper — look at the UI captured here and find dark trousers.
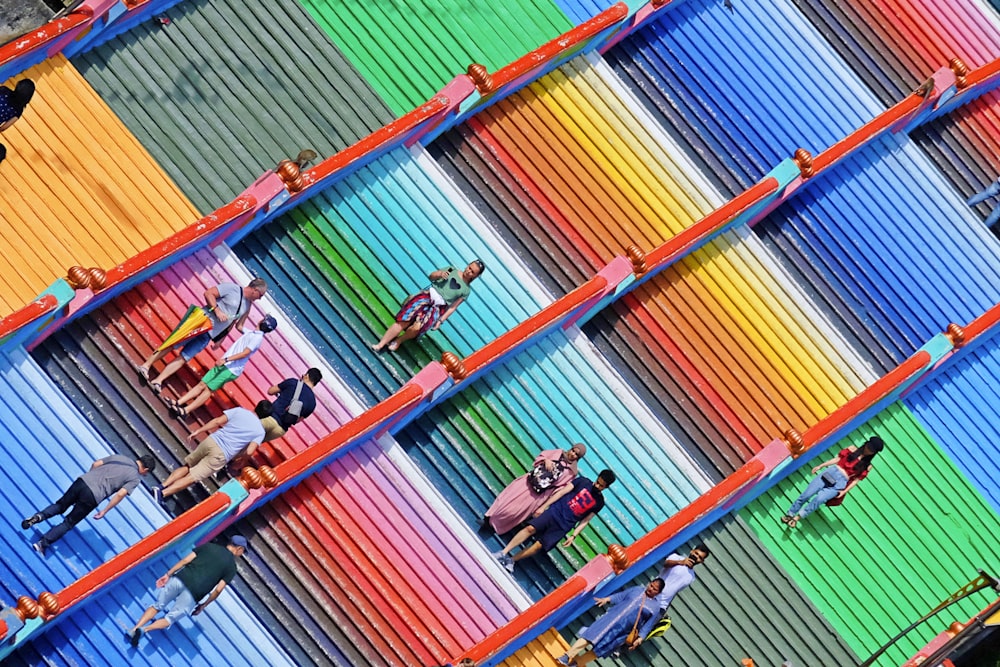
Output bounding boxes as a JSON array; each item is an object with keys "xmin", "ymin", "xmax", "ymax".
[{"xmin": 37, "ymin": 478, "xmax": 98, "ymax": 545}]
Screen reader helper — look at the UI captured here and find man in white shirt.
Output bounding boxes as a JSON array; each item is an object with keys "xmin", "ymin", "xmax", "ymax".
[{"xmin": 153, "ymin": 401, "xmax": 271, "ymax": 503}]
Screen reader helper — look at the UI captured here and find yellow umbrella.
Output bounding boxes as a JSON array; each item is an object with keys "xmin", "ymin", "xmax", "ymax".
[{"xmin": 156, "ymin": 305, "xmax": 212, "ymax": 351}]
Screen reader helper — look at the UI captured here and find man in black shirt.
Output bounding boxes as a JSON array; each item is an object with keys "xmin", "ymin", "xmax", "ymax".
[
  {"xmin": 125, "ymin": 536, "xmax": 248, "ymax": 647},
  {"xmin": 260, "ymin": 368, "xmax": 322, "ymax": 442}
]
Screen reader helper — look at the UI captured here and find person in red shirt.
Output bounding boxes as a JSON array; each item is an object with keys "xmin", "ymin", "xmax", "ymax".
[{"xmin": 780, "ymin": 436, "xmax": 885, "ymax": 528}]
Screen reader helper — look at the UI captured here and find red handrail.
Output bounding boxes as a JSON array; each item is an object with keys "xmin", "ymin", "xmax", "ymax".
[
  {"xmin": 811, "ymin": 92, "xmax": 926, "ymax": 174},
  {"xmin": 0, "ymin": 294, "xmax": 60, "ymax": 340},
  {"xmin": 273, "ymin": 383, "xmax": 425, "ymax": 481},
  {"xmin": 56, "ymin": 492, "xmax": 231, "ymax": 609},
  {"xmin": 461, "ymin": 575, "xmax": 589, "ymax": 663},
  {"xmin": 304, "ymin": 97, "xmax": 450, "ymax": 186},
  {"xmin": 960, "ymin": 302, "xmax": 1000, "ymax": 343},
  {"xmin": 0, "ymin": 10, "xmax": 92, "ymax": 68},
  {"xmin": 644, "ymin": 177, "xmax": 780, "ymax": 270},
  {"xmin": 102, "ymin": 195, "xmax": 257, "ymax": 289},
  {"xmin": 488, "ymin": 3, "xmax": 629, "ymax": 91},
  {"xmin": 800, "ymin": 350, "xmax": 931, "ymax": 449},
  {"xmin": 461, "ymin": 276, "xmax": 608, "ymax": 377}
]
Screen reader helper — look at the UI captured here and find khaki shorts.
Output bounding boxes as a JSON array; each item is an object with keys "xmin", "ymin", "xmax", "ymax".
[
  {"xmin": 260, "ymin": 416, "xmax": 286, "ymax": 443},
  {"xmin": 184, "ymin": 436, "xmax": 228, "ymax": 482}
]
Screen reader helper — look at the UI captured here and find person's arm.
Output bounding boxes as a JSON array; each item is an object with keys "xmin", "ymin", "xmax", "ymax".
[
  {"xmin": 267, "ymin": 384, "xmax": 281, "ymax": 396},
  {"xmin": 89, "ymin": 459, "xmax": 106, "ymax": 470},
  {"xmin": 561, "ymin": 511, "xmax": 596, "ymax": 547},
  {"xmin": 243, "ymin": 441, "xmax": 260, "ymax": 459},
  {"xmin": 636, "ymin": 608, "xmax": 663, "ymax": 644},
  {"xmin": 0, "ymin": 116, "xmax": 19, "ymax": 132},
  {"xmin": 156, "ymin": 552, "xmax": 197, "ymax": 588},
  {"xmin": 94, "ymin": 488, "xmax": 129, "ymax": 519},
  {"xmin": 187, "ymin": 415, "xmax": 228, "ymax": 443},
  {"xmin": 533, "ymin": 483, "xmax": 575, "ymax": 517},
  {"xmin": 193, "ymin": 579, "xmax": 228, "ymax": 615},
  {"xmin": 593, "ymin": 596, "xmax": 611, "ymax": 607},
  {"xmin": 810, "ymin": 456, "xmax": 840, "ymax": 475},
  {"xmin": 204, "ymin": 286, "xmax": 225, "ymax": 321},
  {"xmin": 837, "ymin": 478, "xmax": 861, "ymax": 498},
  {"xmin": 428, "ymin": 269, "xmax": 449, "ymax": 281},
  {"xmin": 432, "ymin": 297, "xmax": 465, "ymax": 330},
  {"xmin": 217, "ymin": 344, "xmax": 253, "ymax": 367}
]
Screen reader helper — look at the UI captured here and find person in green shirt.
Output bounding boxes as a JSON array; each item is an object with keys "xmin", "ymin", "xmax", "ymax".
[
  {"xmin": 372, "ymin": 260, "xmax": 485, "ymax": 352},
  {"xmin": 125, "ymin": 536, "xmax": 247, "ymax": 648}
]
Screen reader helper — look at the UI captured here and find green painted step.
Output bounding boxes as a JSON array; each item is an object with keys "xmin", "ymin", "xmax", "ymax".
[
  {"xmin": 295, "ymin": 0, "xmax": 573, "ymax": 115},
  {"xmin": 743, "ymin": 402, "xmax": 1000, "ymax": 665},
  {"xmin": 73, "ymin": 0, "xmax": 394, "ymax": 212}
]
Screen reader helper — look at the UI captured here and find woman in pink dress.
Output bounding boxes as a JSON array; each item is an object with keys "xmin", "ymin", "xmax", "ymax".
[{"xmin": 482, "ymin": 443, "xmax": 586, "ymax": 535}]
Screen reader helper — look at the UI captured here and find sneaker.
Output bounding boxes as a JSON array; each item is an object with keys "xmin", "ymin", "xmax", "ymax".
[
  {"xmin": 496, "ymin": 554, "xmax": 514, "ymax": 573},
  {"xmin": 556, "ymin": 655, "xmax": 571, "ymax": 666},
  {"xmin": 126, "ymin": 627, "xmax": 143, "ymax": 648},
  {"xmin": 21, "ymin": 514, "xmax": 43, "ymax": 530},
  {"xmin": 32, "ymin": 540, "xmax": 46, "ymax": 555},
  {"xmin": 152, "ymin": 486, "xmax": 164, "ymax": 504}
]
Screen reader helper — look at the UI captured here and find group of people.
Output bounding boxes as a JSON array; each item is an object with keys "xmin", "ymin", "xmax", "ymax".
[{"xmin": 0, "ymin": 78, "xmax": 35, "ymax": 166}]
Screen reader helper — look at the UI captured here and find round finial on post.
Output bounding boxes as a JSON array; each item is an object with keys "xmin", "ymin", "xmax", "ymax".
[
  {"xmin": 783, "ymin": 428, "xmax": 805, "ymax": 456},
  {"xmin": 441, "ymin": 351, "xmax": 468, "ymax": 381},
  {"xmin": 88, "ymin": 267, "xmax": 107, "ymax": 291},
  {"xmin": 66, "ymin": 265, "xmax": 91, "ymax": 290},
  {"xmin": 258, "ymin": 465, "xmax": 278, "ymax": 488},
  {"xmin": 37, "ymin": 592, "xmax": 59, "ymax": 617},
  {"xmin": 276, "ymin": 159, "xmax": 304, "ymax": 193},
  {"xmin": 944, "ymin": 323, "xmax": 966, "ymax": 347},
  {"xmin": 467, "ymin": 64, "xmax": 494, "ymax": 94},
  {"xmin": 793, "ymin": 148, "xmax": 814, "ymax": 179},
  {"xmin": 626, "ymin": 244, "xmax": 647, "ymax": 275},
  {"xmin": 15, "ymin": 596, "xmax": 38, "ymax": 620},
  {"xmin": 949, "ymin": 58, "xmax": 969, "ymax": 89},
  {"xmin": 239, "ymin": 467, "xmax": 263, "ymax": 490},
  {"xmin": 946, "ymin": 621, "xmax": 966, "ymax": 637},
  {"xmin": 605, "ymin": 544, "xmax": 629, "ymax": 573}
]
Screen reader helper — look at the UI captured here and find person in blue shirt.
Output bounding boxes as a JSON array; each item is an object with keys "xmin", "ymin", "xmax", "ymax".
[{"xmin": 494, "ymin": 469, "xmax": 616, "ymax": 572}]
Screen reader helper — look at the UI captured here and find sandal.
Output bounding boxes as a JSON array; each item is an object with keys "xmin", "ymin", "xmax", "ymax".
[
  {"xmin": 388, "ymin": 340, "xmax": 400, "ymax": 352},
  {"xmin": 786, "ymin": 516, "xmax": 799, "ymax": 529},
  {"xmin": 780, "ymin": 515, "xmax": 792, "ymax": 525},
  {"xmin": 150, "ymin": 382, "xmax": 162, "ymax": 395},
  {"xmin": 136, "ymin": 366, "xmax": 149, "ymax": 385}
]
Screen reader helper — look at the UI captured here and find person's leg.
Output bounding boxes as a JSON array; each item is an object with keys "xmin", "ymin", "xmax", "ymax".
[
  {"xmin": 798, "ymin": 485, "xmax": 841, "ymax": 519},
  {"xmin": 786, "ymin": 473, "xmax": 827, "ymax": 517},
  {"xmin": 40, "ymin": 494, "xmax": 97, "ymax": 546},
  {"xmin": 564, "ymin": 637, "xmax": 590, "ymax": 660},
  {"xmin": 985, "ymin": 204, "xmax": 1000, "ymax": 228},
  {"xmin": 967, "ymin": 178, "xmax": 1000, "ymax": 206},
  {"xmin": 150, "ymin": 356, "xmax": 186, "ymax": 387},
  {"xmin": 394, "ymin": 324, "xmax": 423, "ymax": 345},
  {"xmin": 501, "ymin": 525, "xmax": 536, "ymax": 556},
  {"xmin": 161, "ymin": 472, "xmax": 197, "ymax": 498},
  {"xmin": 512, "ymin": 542, "xmax": 543, "ymax": 562},
  {"xmin": 373, "ymin": 323, "xmax": 405, "ymax": 350},
  {"xmin": 138, "ymin": 348, "xmax": 169, "ymax": 374},
  {"xmin": 181, "ymin": 385, "xmax": 214, "ymax": 413},
  {"xmin": 174, "ymin": 382, "xmax": 207, "ymax": 407},
  {"xmin": 161, "ymin": 465, "xmax": 190, "ymax": 490},
  {"xmin": 130, "ymin": 606, "xmax": 159, "ymax": 633}
]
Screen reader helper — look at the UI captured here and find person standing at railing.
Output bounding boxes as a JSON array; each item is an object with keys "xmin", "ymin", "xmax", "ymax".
[
  {"xmin": 137, "ymin": 278, "xmax": 268, "ymax": 393},
  {"xmin": 780, "ymin": 436, "xmax": 885, "ymax": 528},
  {"xmin": 21, "ymin": 454, "xmax": 156, "ymax": 555},
  {"xmin": 124, "ymin": 535, "xmax": 249, "ymax": 648},
  {"xmin": 371, "ymin": 260, "xmax": 485, "ymax": 352},
  {"xmin": 480, "ymin": 443, "xmax": 586, "ymax": 535},
  {"xmin": 0, "ymin": 79, "xmax": 35, "ymax": 132},
  {"xmin": 555, "ymin": 577, "xmax": 665, "ymax": 666},
  {"xmin": 634, "ymin": 544, "xmax": 711, "ymax": 647}
]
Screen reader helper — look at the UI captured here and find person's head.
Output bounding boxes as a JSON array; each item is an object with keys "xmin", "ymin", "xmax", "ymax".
[
  {"xmin": 137, "ymin": 454, "xmax": 156, "ymax": 475},
  {"xmin": 246, "ymin": 278, "xmax": 268, "ymax": 301},
  {"xmin": 645, "ymin": 578, "xmax": 665, "ymax": 597},
  {"xmin": 304, "ymin": 368, "xmax": 323, "ymax": 386},
  {"xmin": 862, "ymin": 436, "xmax": 884, "ymax": 457},
  {"xmin": 254, "ymin": 400, "xmax": 273, "ymax": 419},
  {"xmin": 462, "ymin": 259, "xmax": 485, "ymax": 283},
  {"xmin": 12, "ymin": 79, "xmax": 35, "ymax": 112},
  {"xmin": 0, "ymin": 144, "xmax": 6, "ymax": 166},
  {"xmin": 690, "ymin": 544, "xmax": 710, "ymax": 565},
  {"xmin": 258, "ymin": 314, "xmax": 278, "ymax": 333},
  {"xmin": 228, "ymin": 535, "xmax": 249, "ymax": 557},
  {"xmin": 593, "ymin": 469, "xmax": 616, "ymax": 492},
  {"xmin": 563, "ymin": 443, "xmax": 586, "ymax": 462}
]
